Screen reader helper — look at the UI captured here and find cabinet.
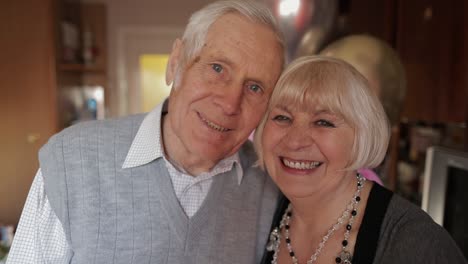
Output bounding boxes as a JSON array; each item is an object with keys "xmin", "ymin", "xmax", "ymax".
[
  {"xmin": 396, "ymin": 0, "xmax": 468, "ymax": 123},
  {"xmin": 57, "ymin": 2, "xmax": 107, "ymax": 128},
  {"xmin": 345, "ymin": 0, "xmax": 468, "ymax": 124},
  {"xmin": 345, "ymin": 0, "xmax": 397, "ymax": 44},
  {"xmin": 0, "ymin": 0, "xmax": 58, "ymax": 225},
  {"xmin": 0, "ymin": 0, "xmax": 107, "ymax": 225}
]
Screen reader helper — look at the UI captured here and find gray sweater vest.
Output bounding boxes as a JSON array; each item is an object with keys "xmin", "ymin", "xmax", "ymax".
[{"xmin": 39, "ymin": 114, "xmax": 279, "ymax": 264}]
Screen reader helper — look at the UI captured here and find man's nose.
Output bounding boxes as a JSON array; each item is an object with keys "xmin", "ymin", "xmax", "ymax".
[{"xmin": 214, "ymin": 84, "xmax": 243, "ymax": 115}]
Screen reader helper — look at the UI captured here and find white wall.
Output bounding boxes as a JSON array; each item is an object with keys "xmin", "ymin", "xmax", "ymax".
[{"xmin": 83, "ymin": 0, "xmax": 216, "ymax": 116}]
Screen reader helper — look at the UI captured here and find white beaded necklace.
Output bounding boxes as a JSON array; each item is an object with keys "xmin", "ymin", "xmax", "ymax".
[{"xmin": 266, "ymin": 173, "xmax": 365, "ymax": 264}]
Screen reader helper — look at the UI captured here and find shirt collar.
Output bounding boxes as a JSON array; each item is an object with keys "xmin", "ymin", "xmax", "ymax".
[{"xmin": 122, "ymin": 99, "xmax": 244, "ymax": 184}]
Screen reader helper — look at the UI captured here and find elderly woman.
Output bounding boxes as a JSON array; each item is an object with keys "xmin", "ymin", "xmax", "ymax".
[{"xmin": 255, "ymin": 56, "xmax": 466, "ymax": 264}]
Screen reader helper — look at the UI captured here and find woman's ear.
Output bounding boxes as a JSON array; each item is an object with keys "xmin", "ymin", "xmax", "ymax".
[{"xmin": 166, "ymin": 38, "xmax": 183, "ymax": 85}]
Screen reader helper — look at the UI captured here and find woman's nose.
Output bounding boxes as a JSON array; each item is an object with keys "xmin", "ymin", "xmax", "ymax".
[{"xmin": 282, "ymin": 125, "xmax": 314, "ymax": 151}]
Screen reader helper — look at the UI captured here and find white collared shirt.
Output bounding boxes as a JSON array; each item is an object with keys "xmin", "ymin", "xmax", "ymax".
[{"xmin": 7, "ymin": 101, "xmax": 243, "ymax": 263}]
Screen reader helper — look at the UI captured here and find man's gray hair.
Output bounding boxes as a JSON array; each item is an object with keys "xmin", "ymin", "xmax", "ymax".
[{"xmin": 179, "ymin": 0, "xmax": 285, "ymax": 68}]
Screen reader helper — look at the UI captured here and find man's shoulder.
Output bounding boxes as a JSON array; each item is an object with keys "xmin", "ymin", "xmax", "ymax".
[
  {"xmin": 40, "ymin": 114, "xmax": 147, "ymax": 157},
  {"xmin": 238, "ymin": 140, "xmax": 259, "ymax": 169},
  {"xmin": 50, "ymin": 114, "xmax": 146, "ymax": 143},
  {"xmin": 237, "ymin": 141, "xmax": 274, "ymax": 190}
]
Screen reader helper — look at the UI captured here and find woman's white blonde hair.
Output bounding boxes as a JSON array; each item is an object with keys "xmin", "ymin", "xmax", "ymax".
[
  {"xmin": 178, "ymin": 0, "xmax": 285, "ymax": 69},
  {"xmin": 254, "ymin": 56, "xmax": 391, "ymax": 171}
]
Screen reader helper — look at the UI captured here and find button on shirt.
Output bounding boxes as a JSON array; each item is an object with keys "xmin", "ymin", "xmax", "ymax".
[{"xmin": 7, "ymin": 101, "xmax": 243, "ymax": 264}]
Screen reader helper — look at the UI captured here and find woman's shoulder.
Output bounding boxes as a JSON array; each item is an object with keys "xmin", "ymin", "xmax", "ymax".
[
  {"xmin": 366, "ymin": 184, "xmax": 442, "ymax": 233},
  {"xmin": 384, "ymin": 193, "xmax": 435, "ymax": 227},
  {"xmin": 374, "ymin": 191, "xmax": 467, "ymax": 263}
]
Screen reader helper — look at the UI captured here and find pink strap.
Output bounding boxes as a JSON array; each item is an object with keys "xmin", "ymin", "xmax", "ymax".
[{"xmin": 358, "ymin": 168, "xmax": 383, "ymax": 186}]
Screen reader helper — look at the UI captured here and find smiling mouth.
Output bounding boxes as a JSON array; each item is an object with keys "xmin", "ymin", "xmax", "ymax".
[
  {"xmin": 281, "ymin": 157, "xmax": 322, "ymax": 170},
  {"xmin": 198, "ymin": 113, "xmax": 231, "ymax": 132}
]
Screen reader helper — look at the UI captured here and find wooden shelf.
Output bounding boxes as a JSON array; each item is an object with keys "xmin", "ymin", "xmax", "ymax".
[
  {"xmin": 57, "ymin": 3, "xmax": 107, "ymax": 76},
  {"xmin": 58, "ymin": 63, "xmax": 105, "ymax": 73}
]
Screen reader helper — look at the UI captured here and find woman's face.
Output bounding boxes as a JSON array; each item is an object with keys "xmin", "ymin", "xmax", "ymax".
[{"xmin": 261, "ymin": 101, "xmax": 355, "ymax": 198}]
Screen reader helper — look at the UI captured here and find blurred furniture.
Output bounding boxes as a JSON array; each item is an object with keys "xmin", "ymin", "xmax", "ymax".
[
  {"xmin": 57, "ymin": 1, "xmax": 108, "ymax": 127},
  {"xmin": 341, "ymin": 0, "xmax": 468, "ymax": 192},
  {"xmin": 422, "ymin": 146, "xmax": 468, "ymax": 257},
  {"xmin": 0, "ymin": 0, "xmax": 58, "ymax": 226},
  {"xmin": 0, "ymin": 0, "xmax": 107, "ymax": 225},
  {"xmin": 345, "ymin": 0, "xmax": 468, "ymax": 125}
]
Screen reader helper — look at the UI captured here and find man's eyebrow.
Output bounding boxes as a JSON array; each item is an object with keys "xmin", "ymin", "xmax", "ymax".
[
  {"xmin": 207, "ymin": 54, "xmax": 269, "ymax": 88},
  {"xmin": 206, "ymin": 54, "xmax": 234, "ymax": 67}
]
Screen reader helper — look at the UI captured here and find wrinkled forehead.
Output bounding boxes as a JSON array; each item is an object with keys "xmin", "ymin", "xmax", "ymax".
[{"xmin": 205, "ymin": 13, "xmax": 284, "ymax": 86}]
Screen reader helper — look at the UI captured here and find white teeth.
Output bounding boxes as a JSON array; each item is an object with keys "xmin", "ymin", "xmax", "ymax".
[
  {"xmin": 201, "ymin": 115, "xmax": 229, "ymax": 132},
  {"xmin": 283, "ymin": 158, "xmax": 321, "ymax": 170}
]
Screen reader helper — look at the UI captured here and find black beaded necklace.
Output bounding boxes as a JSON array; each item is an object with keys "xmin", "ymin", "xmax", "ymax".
[{"xmin": 266, "ymin": 173, "xmax": 365, "ymax": 264}]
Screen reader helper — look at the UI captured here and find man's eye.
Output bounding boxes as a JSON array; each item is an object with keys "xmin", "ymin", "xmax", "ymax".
[
  {"xmin": 316, "ymin": 119, "xmax": 335, "ymax": 128},
  {"xmin": 211, "ymin": 63, "xmax": 223, "ymax": 73},
  {"xmin": 248, "ymin": 84, "xmax": 263, "ymax": 93}
]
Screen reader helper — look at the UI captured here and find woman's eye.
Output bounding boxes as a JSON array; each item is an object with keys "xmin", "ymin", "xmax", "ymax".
[
  {"xmin": 248, "ymin": 84, "xmax": 263, "ymax": 94},
  {"xmin": 272, "ymin": 115, "xmax": 291, "ymax": 122},
  {"xmin": 211, "ymin": 63, "xmax": 223, "ymax": 73},
  {"xmin": 316, "ymin": 119, "xmax": 335, "ymax": 128}
]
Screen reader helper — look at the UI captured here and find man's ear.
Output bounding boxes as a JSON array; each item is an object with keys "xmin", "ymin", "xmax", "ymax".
[{"xmin": 166, "ymin": 38, "xmax": 183, "ymax": 85}]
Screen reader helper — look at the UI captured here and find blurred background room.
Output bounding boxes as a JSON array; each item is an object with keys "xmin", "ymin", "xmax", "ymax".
[{"xmin": 1, "ymin": 0, "xmax": 468, "ymax": 261}]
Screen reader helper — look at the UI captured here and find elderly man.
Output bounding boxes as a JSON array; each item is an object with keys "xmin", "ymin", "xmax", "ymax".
[{"xmin": 7, "ymin": 1, "xmax": 285, "ymax": 263}]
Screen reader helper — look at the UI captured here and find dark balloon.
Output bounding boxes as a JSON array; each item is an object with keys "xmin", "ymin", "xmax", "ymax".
[{"xmin": 263, "ymin": 0, "xmax": 338, "ymax": 61}]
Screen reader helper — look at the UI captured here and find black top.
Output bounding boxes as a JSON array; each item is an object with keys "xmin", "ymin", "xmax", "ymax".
[{"xmin": 260, "ymin": 183, "xmax": 393, "ymax": 264}]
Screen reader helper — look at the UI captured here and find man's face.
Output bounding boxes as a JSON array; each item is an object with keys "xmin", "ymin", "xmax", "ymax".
[{"xmin": 165, "ymin": 13, "xmax": 283, "ymax": 168}]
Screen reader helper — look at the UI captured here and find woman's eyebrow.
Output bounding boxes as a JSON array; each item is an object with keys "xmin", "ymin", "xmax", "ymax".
[{"xmin": 275, "ymin": 105, "xmax": 291, "ymax": 113}]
